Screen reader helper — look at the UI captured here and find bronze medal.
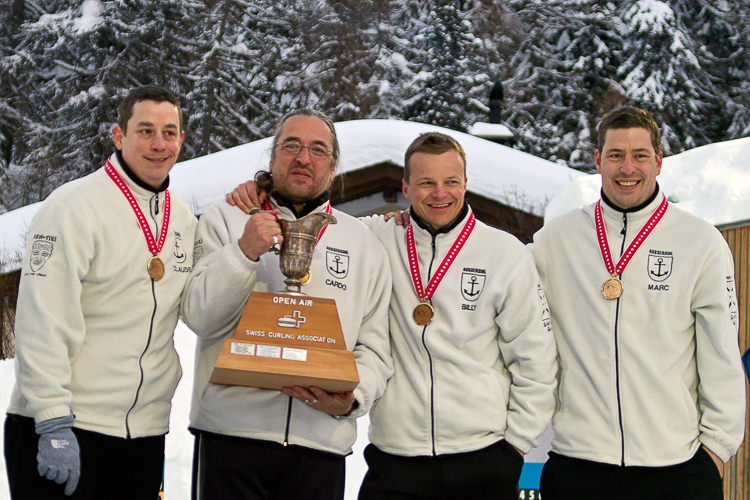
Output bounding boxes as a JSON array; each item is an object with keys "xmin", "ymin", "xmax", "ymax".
[
  {"xmin": 405, "ymin": 214, "xmax": 476, "ymax": 328},
  {"xmin": 148, "ymin": 256, "xmax": 165, "ymax": 281},
  {"xmin": 594, "ymin": 197, "xmax": 668, "ymax": 301},
  {"xmin": 413, "ymin": 302, "xmax": 434, "ymax": 326},
  {"xmin": 601, "ymin": 277, "xmax": 623, "ymax": 300}
]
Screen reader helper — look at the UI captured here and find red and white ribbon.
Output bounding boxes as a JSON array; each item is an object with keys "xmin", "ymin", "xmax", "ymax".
[
  {"xmin": 595, "ymin": 196, "xmax": 668, "ymax": 276},
  {"xmin": 406, "ymin": 213, "xmax": 476, "ymax": 302},
  {"xmin": 106, "ymin": 161, "xmax": 170, "ymax": 256}
]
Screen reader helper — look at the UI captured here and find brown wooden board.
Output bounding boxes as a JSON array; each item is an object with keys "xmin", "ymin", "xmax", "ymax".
[
  {"xmin": 210, "ymin": 338, "xmax": 359, "ymax": 392},
  {"xmin": 211, "ymin": 291, "xmax": 359, "ymax": 392},
  {"xmin": 233, "ymin": 291, "xmax": 347, "ymax": 350}
]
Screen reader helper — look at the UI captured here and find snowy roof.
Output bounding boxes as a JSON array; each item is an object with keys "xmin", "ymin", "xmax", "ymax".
[
  {"xmin": 545, "ymin": 136, "xmax": 750, "ymax": 227},
  {"xmin": 1, "ymin": 119, "xmax": 582, "ymax": 264},
  {"xmin": 469, "ymin": 122, "xmax": 514, "ymax": 139}
]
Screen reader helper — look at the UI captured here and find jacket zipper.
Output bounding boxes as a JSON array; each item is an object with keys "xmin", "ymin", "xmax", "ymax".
[
  {"xmin": 283, "ymin": 396, "xmax": 293, "ymax": 446},
  {"xmin": 126, "ymin": 192, "xmax": 161, "ymax": 438},
  {"xmin": 126, "ymin": 275, "xmax": 157, "ymax": 438},
  {"xmin": 422, "ymin": 234, "xmax": 438, "ymax": 456},
  {"xmin": 615, "ymin": 211, "xmax": 627, "ymax": 467}
]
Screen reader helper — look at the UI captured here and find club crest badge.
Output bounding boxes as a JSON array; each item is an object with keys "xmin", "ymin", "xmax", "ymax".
[
  {"xmin": 461, "ymin": 271, "xmax": 486, "ymax": 301},
  {"xmin": 30, "ymin": 238, "xmax": 54, "ymax": 272},
  {"xmin": 648, "ymin": 251, "xmax": 673, "ymax": 282},
  {"xmin": 326, "ymin": 251, "xmax": 349, "ymax": 279}
]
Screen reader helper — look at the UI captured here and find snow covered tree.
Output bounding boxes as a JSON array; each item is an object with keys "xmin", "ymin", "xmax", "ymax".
[
  {"xmin": 298, "ymin": 0, "xmax": 392, "ymax": 122},
  {"xmin": 394, "ymin": 0, "xmax": 484, "ymax": 132},
  {"xmin": 176, "ymin": 0, "xmax": 267, "ymax": 157},
  {"xmin": 617, "ymin": 0, "xmax": 707, "ymax": 154},
  {"xmin": 500, "ymin": 0, "xmax": 623, "ymax": 171},
  {"xmin": 0, "ymin": 0, "xmax": 188, "ymax": 209},
  {"xmin": 673, "ymin": 0, "xmax": 750, "ymax": 141}
]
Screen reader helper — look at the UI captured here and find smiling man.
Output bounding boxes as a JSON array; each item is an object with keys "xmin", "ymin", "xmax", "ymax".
[
  {"xmin": 531, "ymin": 107, "xmax": 746, "ymax": 500},
  {"xmin": 356, "ymin": 133, "xmax": 557, "ymax": 500},
  {"xmin": 4, "ymin": 86, "xmax": 197, "ymax": 499},
  {"xmin": 181, "ymin": 109, "xmax": 392, "ymax": 500}
]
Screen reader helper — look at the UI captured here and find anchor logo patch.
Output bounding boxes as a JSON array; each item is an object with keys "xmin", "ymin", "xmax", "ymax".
[
  {"xmin": 173, "ymin": 230, "xmax": 186, "ymax": 264},
  {"xmin": 326, "ymin": 250, "xmax": 349, "ymax": 279},
  {"xmin": 461, "ymin": 270, "xmax": 486, "ymax": 301},
  {"xmin": 647, "ymin": 250, "xmax": 673, "ymax": 282}
]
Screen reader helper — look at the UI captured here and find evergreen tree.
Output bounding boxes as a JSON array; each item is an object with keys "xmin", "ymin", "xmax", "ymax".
[
  {"xmin": 177, "ymin": 0, "xmax": 267, "ymax": 157},
  {"xmin": 396, "ymin": 0, "xmax": 483, "ymax": 132},
  {"xmin": 617, "ymin": 0, "xmax": 706, "ymax": 154},
  {"xmin": 673, "ymin": 0, "xmax": 750, "ymax": 141}
]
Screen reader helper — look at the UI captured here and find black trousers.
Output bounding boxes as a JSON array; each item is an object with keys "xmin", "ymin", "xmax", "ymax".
[
  {"xmin": 540, "ymin": 448, "xmax": 723, "ymax": 500},
  {"xmin": 4, "ymin": 413, "xmax": 165, "ymax": 500},
  {"xmin": 358, "ymin": 440, "xmax": 524, "ymax": 500},
  {"xmin": 191, "ymin": 430, "xmax": 346, "ymax": 500}
]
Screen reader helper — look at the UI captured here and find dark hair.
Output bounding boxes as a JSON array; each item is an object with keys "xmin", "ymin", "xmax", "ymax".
[
  {"xmin": 270, "ymin": 108, "xmax": 340, "ymax": 170},
  {"xmin": 598, "ymin": 106, "xmax": 661, "ymax": 155},
  {"xmin": 118, "ymin": 85, "xmax": 183, "ymax": 134},
  {"xmin": 404, "ymin": 132, "xmax": 466, "ymax": 181}
]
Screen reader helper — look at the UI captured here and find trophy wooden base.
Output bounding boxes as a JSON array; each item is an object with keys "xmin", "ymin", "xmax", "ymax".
[
  {"xmin": 209, "ymin": 291, "xmax": 360, "ymax": 393},
  {"xmin": 210, "ymin": 338, "xmax": 359, "ymax": 392}
]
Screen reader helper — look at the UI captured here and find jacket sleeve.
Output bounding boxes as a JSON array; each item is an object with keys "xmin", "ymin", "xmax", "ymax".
[
  {"xmin": 15, "ymin": 201, "xmax": 92, "ymax": 423},
  {"xmin": 349, "ymin": 235, "xmax": 394, "ymax": 417},
  {"xmin": 692, "ymin": 239, "xmax": 746, "ymax": 462},
  {"xmin": 180, "ymin": 204, "xmax": 258, "ymax": 338},
  {"xmin": 495, "ymin": 246, "xmax": 558, "ymax": 453}
]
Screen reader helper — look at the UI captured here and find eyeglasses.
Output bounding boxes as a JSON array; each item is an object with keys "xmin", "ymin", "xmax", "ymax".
[{"xmin": 276, "ymin": 141, "xmax": 333, "ymax": 158}]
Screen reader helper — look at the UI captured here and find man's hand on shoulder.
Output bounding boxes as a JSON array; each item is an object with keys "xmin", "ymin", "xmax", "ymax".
[
  {"xmin": 226, "ymin": 180, "xmax": 265, "ymax": 213},
  {"xmin": 384, "ymin": 209, "xmax": 410, "ymax": 227}
]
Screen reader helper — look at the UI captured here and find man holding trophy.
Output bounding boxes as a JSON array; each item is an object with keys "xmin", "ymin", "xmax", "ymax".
[
  {"xmin": 227, "ymin": 132, "xmax": 558, "ymax": 499},
  {"xmin": 181, "ymin": 109, "xmax": 393, "ymax": 500}
]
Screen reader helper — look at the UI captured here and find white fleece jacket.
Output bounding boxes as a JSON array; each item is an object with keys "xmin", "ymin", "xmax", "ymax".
[
  {"xmin": 531, "ymin": 191, "xmax": 745, "ymax": 465},
  {"xmin": 181, "ymin": 199, "xmax": 393, "ymax": 455},
  {"xmin": 364, "ymin": 209, "xmax": 557, "ymax": 456},
  {"xmin": 8, "ymin": 154, "xmax": 197, "ymax": 438}
]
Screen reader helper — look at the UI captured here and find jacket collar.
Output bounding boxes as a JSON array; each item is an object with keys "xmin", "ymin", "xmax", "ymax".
[
  {"xmin": 269, "ymin": 192, "xmax": 330, "ymax": 220},
  {"xmin": 599, "ymin": 182, "xmax": 663, "ymax": 222}
]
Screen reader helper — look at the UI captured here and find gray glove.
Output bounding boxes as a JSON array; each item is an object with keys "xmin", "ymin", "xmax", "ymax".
[{"xmin": 35, "ymin": 412, "xmax": 80, "ymax": 496}]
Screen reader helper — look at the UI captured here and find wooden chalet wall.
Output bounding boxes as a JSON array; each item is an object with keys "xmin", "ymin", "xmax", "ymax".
[
  {"xmin": 0, "ymin": 269, "xmax": 20, "ymax": 360},
  {"xmin": 721, "ymin": 224, "xmax": 750, "ymax": 500}
]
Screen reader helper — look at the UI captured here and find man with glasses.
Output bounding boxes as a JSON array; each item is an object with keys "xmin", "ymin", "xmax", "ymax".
[{"xmin": 181, "ymin": 109, "xmax": 393, "ymax": 500}]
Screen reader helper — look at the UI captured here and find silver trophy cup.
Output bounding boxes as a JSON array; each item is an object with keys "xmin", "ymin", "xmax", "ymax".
[{"xmin": 276, "ymin": 212, "xmax": 336, "ymax": 294}]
